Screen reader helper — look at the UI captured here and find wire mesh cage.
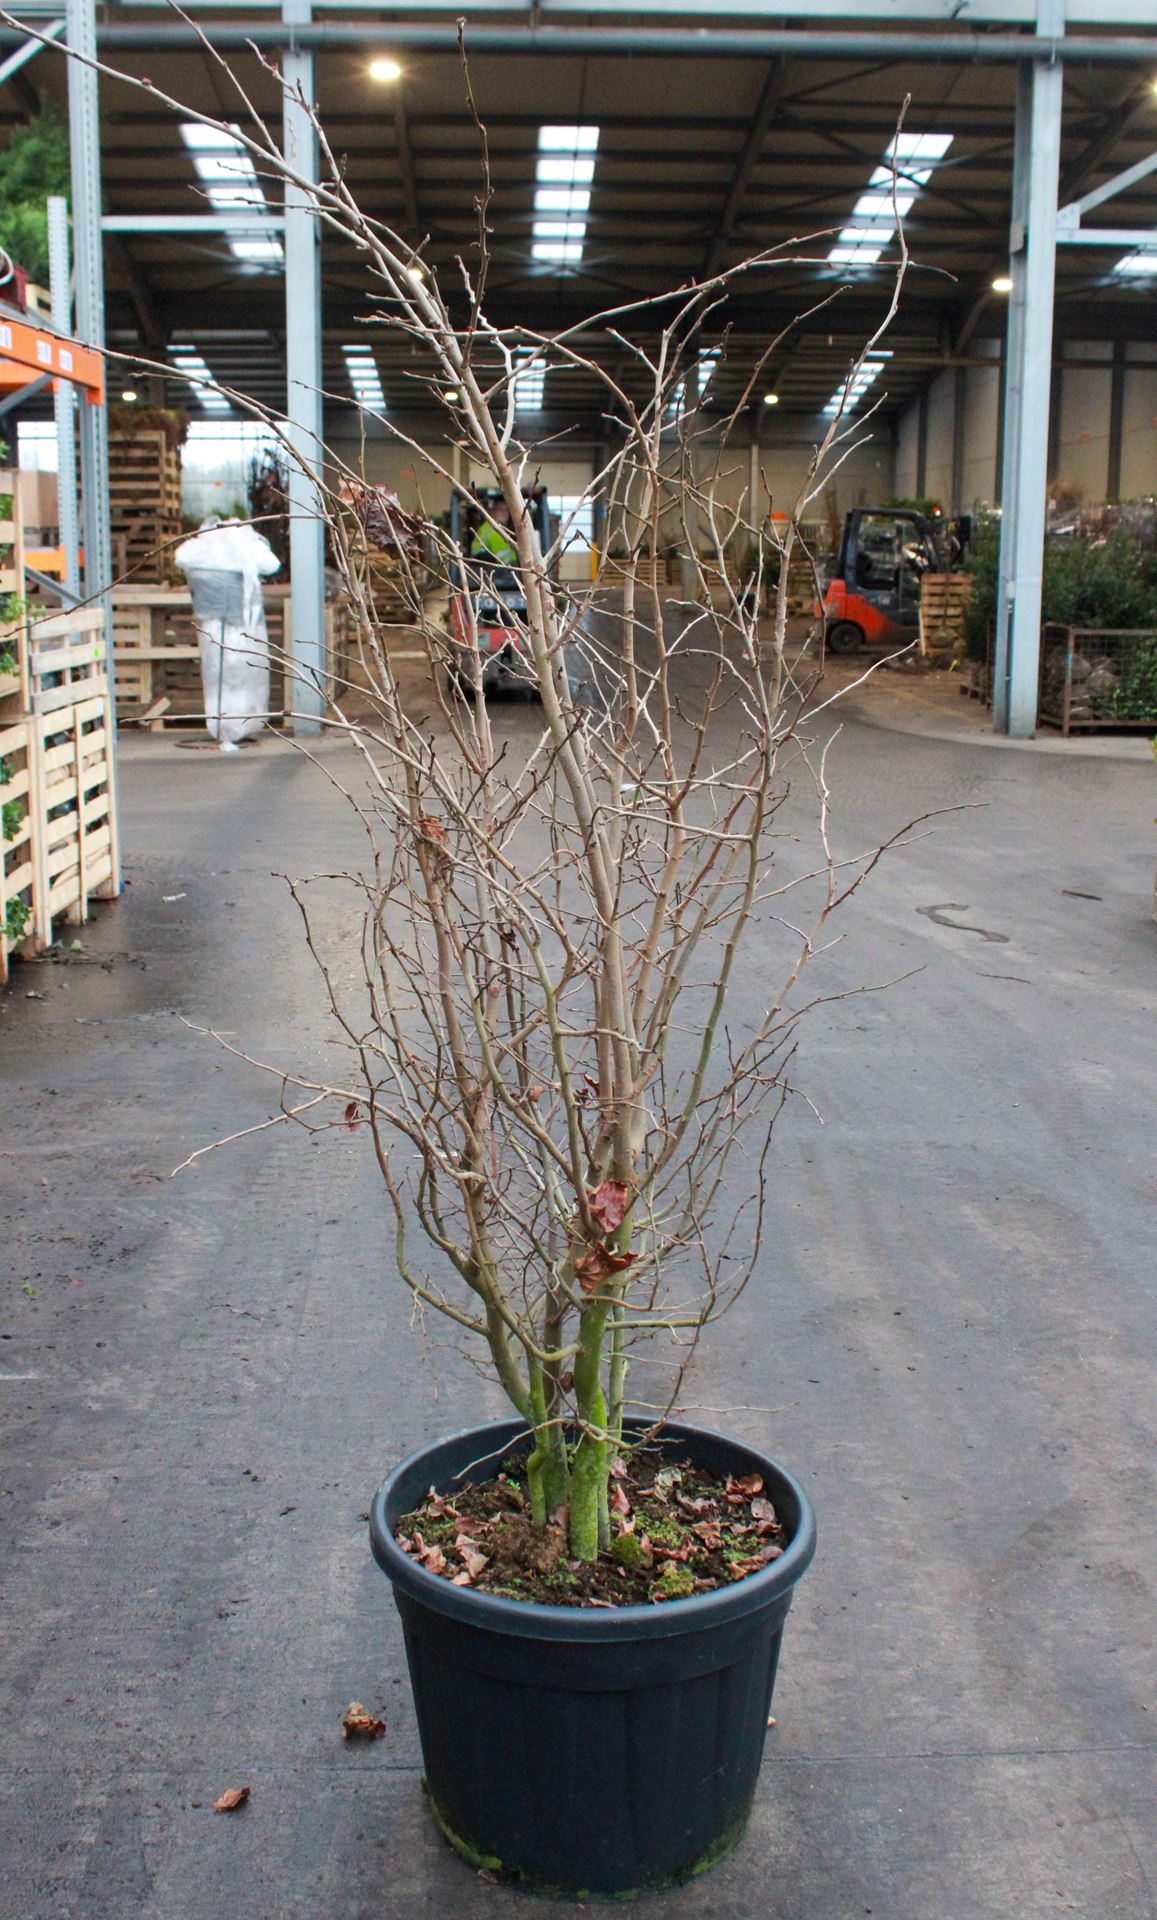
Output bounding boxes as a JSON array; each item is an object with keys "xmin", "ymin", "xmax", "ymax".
[{"xmin": 1038, "ymin": 626, "xmax": 1157, "ymax": 735}]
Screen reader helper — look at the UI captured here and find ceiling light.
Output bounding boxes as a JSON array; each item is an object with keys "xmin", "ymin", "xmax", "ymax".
[
  {"xmin": 991, "ymin": 274, "xmax": 1013, "ymax": 293},
  {"xmin": 121, "ymin": 388, "xmax": 138, "ymax": 403},
  {"xmin": 369, "ymin": 56, "xmax": 402, "ymax": 83},
  {"xmin": 763, "ymin": 391, "xmax": 779, "ymax": 406},
  {"xmin": 444, "ymin": 389, "xmax": 460, "ymax": 403},
  {"xmin": 405, "ymin": 263, "xmax": 426, "ymax": 284},
  {"xmin": 828, "ymin": 129, "xmax": 953, "ymax": 272}
]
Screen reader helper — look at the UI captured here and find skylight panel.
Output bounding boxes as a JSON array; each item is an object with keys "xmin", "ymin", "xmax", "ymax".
[
  {"xmin": 169, "ymin": 345, "xmax": 232, "ymax": 415},
  {"xmin": 343, "ymin": 346, "xmax": 386, "ymax": 413},
  {"xmin": 511, "ymin": 352, "xmax": 546, "ymax": 410},
  {"xmin": 180, "ymin": 121, "xmax": 284, "ymax": 271},
  {"xmin": 1113, "ymin": 247, "xmax": 1157, "ymax": 278},
  {"xmin": 533, "ymin": 124, "xmax": 599, "ymax": 265},
  {"xmin": 821, "ymin": 353, "xmax": 891, "ymax": 418},
  {"xmin": 828, "ymin": 130, "xmax": 952, "ymax": 272},
  {"xmin": 695, "ymin": 348, "xmax": 720, "ymax": 399}
]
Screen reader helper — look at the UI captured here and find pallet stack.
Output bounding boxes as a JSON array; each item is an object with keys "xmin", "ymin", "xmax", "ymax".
[
  {"xmin": 918, "ymin": 573, "xmax": 972, "ymax": 659},
  {"xmin": 0, "ymin": 463, "xmax": 119, "ymax": 980},
  {"xmin": 108, "ymin": 426, "xmax": 183, "ymax": 583}
]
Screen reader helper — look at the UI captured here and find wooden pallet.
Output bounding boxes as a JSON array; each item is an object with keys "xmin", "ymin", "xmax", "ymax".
[
  {"xmin": 919, "ymin": 572, "xmax": 971, "ymax": 656},
  {"xmin": 0, "ymin": 716, "xmax": 34, "ymax": 982},
  {"xmin": 29, "ymin": 693, "xmax": 117, "ymax": 946},
  {"xmin": 109, "ymin": 430, "xmax": 182, "ymax": 583},
  {"xmin": 0, "ymin": 466, "xmax": 28, "ymax": 713}
]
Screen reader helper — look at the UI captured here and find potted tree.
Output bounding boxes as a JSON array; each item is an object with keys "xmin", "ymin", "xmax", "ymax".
[{"xmin": 71, "ymin": 40, "xmax": 922, "ymax": 1894}]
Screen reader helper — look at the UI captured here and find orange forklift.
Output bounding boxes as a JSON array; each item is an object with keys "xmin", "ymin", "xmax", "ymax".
[{"xmin": 819, "ymin": 507, "xmax": 967, "ymax": 654}]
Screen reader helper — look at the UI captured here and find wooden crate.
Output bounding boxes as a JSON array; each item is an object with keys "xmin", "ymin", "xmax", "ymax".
[
  {"xmin": 20, "ymin": 606, "xmax": 119, "ymax": 947},
  {"xmin": 0, "ymin": 717, "xmax": 34, "ymax": 982},
  {"xmin": 29, "ymin": 693, "xmax": 117, "ymax": 946},
  {"xmin": 0, "ymin": 466, "xmax": 28, "ymax": 713},
  {"xmin": 111, "ymin": 585, "xmax": 298, "ymax": 725},
  {"xmin": 109, "ymin": 430, "xmax": 182, "ymax": 584},
  {"xmin": 919, "ymin": 572, "xmax": 971, "ymax": 657}
]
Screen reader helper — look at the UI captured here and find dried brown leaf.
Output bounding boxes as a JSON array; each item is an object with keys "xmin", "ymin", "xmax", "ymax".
[
  {"xmin": 341, "ymin": 1702, "xmax": 386, "ymax": 1741},
  {"xmin": 213, "ymin": 1787, "xmax": 250, "ymax": 1813},
  {"xmin": 610, "ymin": 1482, "xmax": 631, "ymax": 1517},
  {"xmin": 587, "ymin": 1179, "xmax": 630, "ymax": 1234},
  {"xmin": 574, "ymin": 1242, "xmax": 638, "ymax": 1295}
]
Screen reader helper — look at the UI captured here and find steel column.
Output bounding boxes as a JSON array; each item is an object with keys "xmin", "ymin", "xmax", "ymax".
[
  {"xmin": 993, "ymin": 35, "xmax": 1063, "ymax": 740},
  {"xmin": 281, "ymin": 0, "xmax": 326, "ymax": 734},
  {"xmin": 66, "ymin": 0, "xmax": 111, "ymax": 616},
  {"xmin": 65, "ymin": 0, "xmax": 119, "ymax": 897},
  {"xmin": 47, "ymin": 194, "xmax": 80, "ymax": 601}
]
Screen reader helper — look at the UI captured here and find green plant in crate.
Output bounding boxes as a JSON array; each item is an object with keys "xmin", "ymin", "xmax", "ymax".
[
  {"xmin": 1112, "ymin": 633, "xmax": 1157, "ymax": 722},
  {"xmin": 3, "ymin": 896, "xmax": 31, "ymax": 945}
]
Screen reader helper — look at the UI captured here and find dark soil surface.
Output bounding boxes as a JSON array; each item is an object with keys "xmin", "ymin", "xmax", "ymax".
[{"xmin": 395, "ymin": 1451, "xmax": 787, "ymax": 1606}]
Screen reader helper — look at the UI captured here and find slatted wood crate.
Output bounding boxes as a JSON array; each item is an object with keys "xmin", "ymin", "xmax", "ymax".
[
  {"xmin": 109, "ymin": 429, "xmax": 183, "ymax": 583},
  {"xmin": 111, "ymin": 585, "xmax": 348, "ymax": 726},
  {"xmin": 0, "ymin": 465, "xmax": 28, "ymax": 713},
  {"xmin": 24, "ymin": 607, "xmax": 118, "ymax": 947},
  {"xmin": 0, "ymin": 717, "xmax": 34, "ymax": 982},
  {"xmin": 919, "ymin": 572, "xmax": 972, "ymax": 657}
]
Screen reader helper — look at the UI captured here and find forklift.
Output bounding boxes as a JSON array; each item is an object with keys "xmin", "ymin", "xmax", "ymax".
[
  {"xmin": 819, "ymin": 507, "xmax": 969, "ymax": 654},
  {"xmin": 445, "ymin": 484, "xmax": 553, "ymax": 694}
]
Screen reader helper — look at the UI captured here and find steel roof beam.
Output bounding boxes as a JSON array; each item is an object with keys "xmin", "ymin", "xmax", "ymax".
[{"xmin": 7, "ymin": 21, "xmax": 1157, "ymax": 61}]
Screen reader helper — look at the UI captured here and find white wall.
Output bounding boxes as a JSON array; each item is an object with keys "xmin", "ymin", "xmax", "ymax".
[
  {"xmin": 894, "ymin": 400, "xmax": 920, "ymax": 498},
  {"xmin": 924, "ymin": 370, "xmax": 956, "ymax": 508},
  {"xmin": 960, "ymin": 344, "xmax": 1000, "ymax": 509},
  {"xmin": 1054, "ymin": 341, "xmax": 1112, "ymax": 503},
  {"xmin": 1120, "ymin": 353, "xmax": 1157, "ymax": 502}
]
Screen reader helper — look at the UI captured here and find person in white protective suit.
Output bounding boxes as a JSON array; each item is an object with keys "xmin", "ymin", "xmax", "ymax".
[{"xmin": 174, "ymin": 519, "xmax": 281, "ymax": 751}]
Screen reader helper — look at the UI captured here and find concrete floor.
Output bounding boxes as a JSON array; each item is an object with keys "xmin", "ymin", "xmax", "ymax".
[{"xmin": 1, "ymin": 668, "xmax": 1155, "ymax": 1919}]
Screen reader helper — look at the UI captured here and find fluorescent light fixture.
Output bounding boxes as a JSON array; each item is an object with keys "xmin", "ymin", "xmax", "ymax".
[
  {"xmin": 827, "ymin": 129, "xmax": 952, "ymax": 271},
  {"xmin": 179, "ymin": 121, "xmax": 283, "ymax": 271},
  {"xmin": 533, "ymin": 124, "xmax": 599, "ymax": 264},
  {"xmin": 343, "ymin": 344, "xmax": 386, "ymax": 412},
  {"xmin": 444, "ymin": 389, "xmax": 460, "ymax": 404},
  {"xmin": 991, "ymin": 274, "xmax": 1014, "ymax": 293},
  {"xmin": 169, "ymin": 345, "xmax": 232, "ymax": 415},
  {"xmin": 369, "ymin": 56, "xmax": 402, "ymax": 83},
  {"xmin": 763, "ymin": 391, "xmax": 779, "ymax": 406},
  {"xmin": 121, "ymin": 388, "xmax": 138, "ymax": 403}
]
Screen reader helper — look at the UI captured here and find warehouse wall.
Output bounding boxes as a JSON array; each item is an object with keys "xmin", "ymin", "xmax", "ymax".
[
  {"xmin": 327, "ymin": 411, "xmax": 894, "ymax": 555},
  {"xmin": 893, "ymin": 338, "xmax": 1152, "ymax": 513},
  {"xmin": 1121, "ymin": 352, "xmax": 1157, "ymax": 500}
]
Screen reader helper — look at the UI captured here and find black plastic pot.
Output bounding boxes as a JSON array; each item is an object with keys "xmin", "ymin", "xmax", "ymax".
[{"xmin": 369, "ymin": 1417, "xmax": 816, "ymax": 1895}]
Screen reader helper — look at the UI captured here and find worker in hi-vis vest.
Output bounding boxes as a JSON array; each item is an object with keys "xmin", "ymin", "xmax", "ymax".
[{"xmin": 471, "ymin": 498, "xmax": 518, "ymax": 565}]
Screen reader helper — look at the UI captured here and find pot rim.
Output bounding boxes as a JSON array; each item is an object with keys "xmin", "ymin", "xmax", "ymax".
[{"xmin": 369, "ymin": 1416, "xmax": 816, "ymax": 1642}]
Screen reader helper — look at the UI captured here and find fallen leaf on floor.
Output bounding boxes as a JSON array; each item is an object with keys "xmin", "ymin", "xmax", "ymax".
[
  {"xmin": 610, "ymin": 1482, "xmax": 631, "ymax": 1516},
  {"xmin": 341, "ymin": 1702, "xmax": 386, "ymax": 1741},
  {"xmin": 213, "ymin": 1787, "xmax": 250, "ymax": 1813}
]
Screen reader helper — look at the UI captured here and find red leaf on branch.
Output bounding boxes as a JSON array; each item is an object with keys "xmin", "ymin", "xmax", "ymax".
[
  {"xmin": 574, "ymin": 1243, "xmax": 638, "ymax": 1295},
  {"xmin": 343, "ymin": 1101, "xmax": 363, "ymax": 1131},
  {"xmin": 587, "ymin": 1179, "xmax": 630, "ymax": 1233},
  {"xmin": 416, "ymin": 814, "xmax": 447, "ymax": 845}
]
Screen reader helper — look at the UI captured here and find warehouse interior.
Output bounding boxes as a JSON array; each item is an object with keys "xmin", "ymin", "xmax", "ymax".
[{"xmin": 1, "ymin": 5, "xmax": 1155, "ymax": 1917}]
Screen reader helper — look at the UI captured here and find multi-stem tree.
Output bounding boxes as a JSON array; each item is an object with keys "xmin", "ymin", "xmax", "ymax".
[{"xmin": 64, "ymin": 29, "xmax": 926, "ymax": 1561}]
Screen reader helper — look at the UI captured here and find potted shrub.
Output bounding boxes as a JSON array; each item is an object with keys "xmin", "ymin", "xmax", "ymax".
[{"xmin": 88, "ymin": 48, "xmax": 923, "ymax": 1895}]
